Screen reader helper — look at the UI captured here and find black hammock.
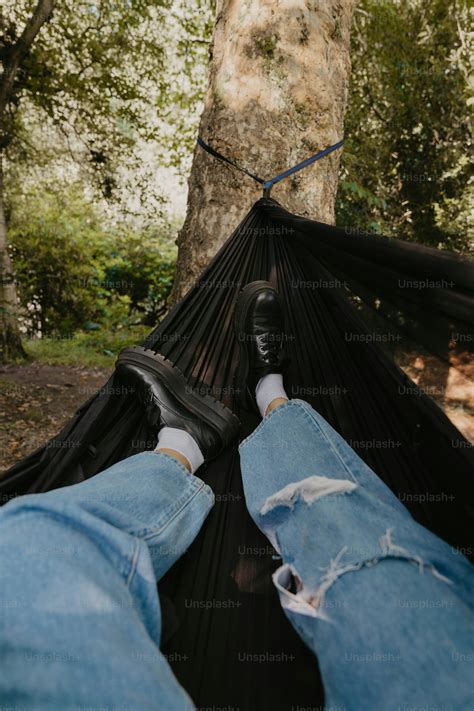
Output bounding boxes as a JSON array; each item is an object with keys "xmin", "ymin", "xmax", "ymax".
[{"xmin": 2, "ymin": 197, "xmax": 474, "ymax": 710}]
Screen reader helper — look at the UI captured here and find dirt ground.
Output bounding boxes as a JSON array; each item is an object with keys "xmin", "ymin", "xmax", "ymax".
[
  {"xmin": 1, "ymin": 354, "xmax": 472, "ymax": 473},
  {"xmin": 0, "ymin": 363, "xmax": 112, "ymax": 471},
  {"xmin": 397, "ymin": 350, "xmax": 474, "ymax": 443}
]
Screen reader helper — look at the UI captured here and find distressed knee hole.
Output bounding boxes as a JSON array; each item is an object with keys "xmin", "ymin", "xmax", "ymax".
[
  {"xmin": 273, "ymin": 563, "xmax": 325, "ymax": 619},
  {"xmin": 273, "ymin": 529, "xmax": 452, "ymax": 622},
  {"xmin": 261, "ymin": 475, "xmax": 357, "ymax": 516}
]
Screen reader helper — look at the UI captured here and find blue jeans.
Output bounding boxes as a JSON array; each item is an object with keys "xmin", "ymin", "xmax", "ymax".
[{"xmin": 1, "ymin": 400, "xmax": 473, "ymax": 710}]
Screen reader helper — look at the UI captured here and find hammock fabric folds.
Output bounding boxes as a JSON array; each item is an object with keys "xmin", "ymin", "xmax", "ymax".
[{"xmin": 2, "ymin": 198, "xmax": 473, "ymax": 710}]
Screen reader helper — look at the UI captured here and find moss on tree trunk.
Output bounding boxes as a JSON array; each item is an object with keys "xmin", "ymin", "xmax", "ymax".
[{"xmin": 171, "ymin": 0, "xmax": 357, "ymax": 302}]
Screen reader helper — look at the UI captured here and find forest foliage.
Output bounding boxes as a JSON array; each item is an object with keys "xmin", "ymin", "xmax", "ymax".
[
  {"xmin": 1, "ymin": 0, "xmax": 472, "ymax": 341},
  {"xmin": 341, "ymin": 0, "xmax": 473, "ymax": 251}
]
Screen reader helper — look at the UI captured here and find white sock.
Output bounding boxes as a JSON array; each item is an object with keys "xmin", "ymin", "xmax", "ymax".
[
  {"xmin": 154, "ymin": 427, "xmax": 204, "ymax": 474},
  {"xmin": 255, "ymin": 373, "xmax": 288, "ymax": 418}
]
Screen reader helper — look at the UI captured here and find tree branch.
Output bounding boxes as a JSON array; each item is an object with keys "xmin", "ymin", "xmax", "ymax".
[{"xmin": 0, "ymin": 0, "xmax": 55, "ymax": 121}]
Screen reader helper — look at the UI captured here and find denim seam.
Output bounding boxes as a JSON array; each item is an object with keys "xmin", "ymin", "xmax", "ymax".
[
  {"xmin": 120, "ymin": 453, "xmax": 212, "ymax": 537},
  {"xmin": 150, "ymin": 450, "xmax": 214, "ymax": 502},
  {"xmin": 150, "ymin": 451, "xmax": 214, "ymax": 501},
  {"xmin": 139, "ymin": 481, "xmax": 212, "ymax": 541},
  {"xmin": 150, "ymin": 450, "xmax": 196, "ymax": 479},
  {"xmin": 126, "ymin": 537, "xmax": 141, "ymax": 588}
]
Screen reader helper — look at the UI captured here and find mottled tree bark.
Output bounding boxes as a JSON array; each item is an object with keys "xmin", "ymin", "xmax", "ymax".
[
  {"xmin": 171, "ymin": 0, "xmax": 357, "ymax": 302},
  {"xmin": 0, "ymin": 158, "xmax": 26, "ymax": 360}
]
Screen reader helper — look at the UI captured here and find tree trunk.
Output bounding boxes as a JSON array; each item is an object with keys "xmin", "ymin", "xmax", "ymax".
[
  {"xmin": 0, "ymin": 155, "xmax": 26, "ymax": 360},
  {"xmin": 0, "ymin": 0, "xmax": 54, "ymax": 360},
  {"xmin": 171, "ymin": 0, "xmax": 357, "ymax": 302}
]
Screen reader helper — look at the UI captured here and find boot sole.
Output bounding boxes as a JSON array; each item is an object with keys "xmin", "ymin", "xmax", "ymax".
[{"xmin": 116, "ymin": 346, "xmax": 240, "ymax": 447}]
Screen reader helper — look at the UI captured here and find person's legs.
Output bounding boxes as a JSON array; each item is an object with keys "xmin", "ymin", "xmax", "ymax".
[
  {"xmin": 1, "ymin": 347, "xmax": 240, "ymax": 711},
  {"xmin": 239, "ymin": 400, "xmax": 474, "ymax": 710},
  {"xmin": 0, "ymin": 451, "xmax": 213, "ymax": 710}
]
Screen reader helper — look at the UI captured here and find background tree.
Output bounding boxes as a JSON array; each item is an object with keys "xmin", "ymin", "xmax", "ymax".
[
  {"xmin": 171, "ymin": 0, "xmax": 358, "ymax": 302},
  {"xmin": 2, "ymin": 0, "xmax": 471, "ymax": 355},
  {"xmin": 338, "ymin": 0, "xmax": 473, "ymax": 252},
  {"xmin": 0, "ymin": 0, "xmax": 54, "ymax": 359},
  {"xmin": 0, "ymin": 0, "xmax": 211, "ymax": 360}
]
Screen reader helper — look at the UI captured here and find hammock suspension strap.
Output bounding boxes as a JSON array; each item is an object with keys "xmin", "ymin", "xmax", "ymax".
[{"xmin": 197, "ymin": 136, "xmax": 344, "ymax": 198}]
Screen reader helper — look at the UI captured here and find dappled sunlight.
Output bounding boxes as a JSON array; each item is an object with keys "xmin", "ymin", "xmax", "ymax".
[{"xmin": 400, "ymin": 351, "xmax": 474, "ymax": 443}]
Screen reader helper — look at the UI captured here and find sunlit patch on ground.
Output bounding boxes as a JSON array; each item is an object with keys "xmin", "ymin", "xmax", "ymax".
[{"xmin": 398, "ymin": 351, "xmax": 474, "ymax": 444}]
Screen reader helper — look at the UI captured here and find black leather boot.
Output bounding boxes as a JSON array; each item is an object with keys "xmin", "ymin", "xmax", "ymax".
[
  {"xmin": 115, "ymin": 346, "xmax": 240, "ymax": 462},
  {"xmin": 234, "ymin": 280, "xmax": 288, "ymax": 412}
]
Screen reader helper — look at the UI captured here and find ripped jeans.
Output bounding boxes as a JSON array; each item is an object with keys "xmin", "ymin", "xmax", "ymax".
[
  {"xmin": 1, "ymin": 400, "xmax": 473, "ymax": 710},
  {"xmin": 241, "ymin": 400, "xmax": 474, "ymax": 709}
]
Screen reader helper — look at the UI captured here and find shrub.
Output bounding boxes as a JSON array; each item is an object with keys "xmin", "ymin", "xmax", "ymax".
[{"xmin": 9, "ymin": 185, "xmax": 177, "ymax": 336}]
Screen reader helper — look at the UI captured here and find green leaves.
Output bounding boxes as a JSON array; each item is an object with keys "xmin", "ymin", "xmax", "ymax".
[
  {"xmin": 338, "ymin": 0, "xmax": 473, "ymax": 252},
  {"xmin": 9, "ymin": 182, "xmax": 177, "ymax": 336},
  {"xmin": 2, "ymin": 0, "xmax": 213, "ymax": 206}
]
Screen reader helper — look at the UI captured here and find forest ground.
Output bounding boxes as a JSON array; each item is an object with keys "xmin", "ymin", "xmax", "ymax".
[{"xmin": 1, "ymin": 353, "xmax": 472, "ymax": 471}]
